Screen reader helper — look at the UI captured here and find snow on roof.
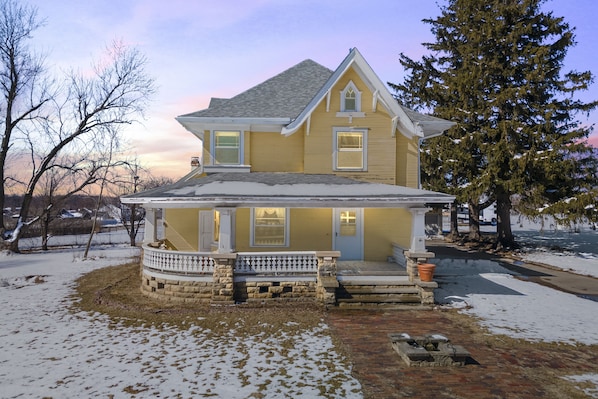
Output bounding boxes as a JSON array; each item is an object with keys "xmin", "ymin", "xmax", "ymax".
[{"xmin": 122, "ymin": 172, "xmax": 455, "ymax": 207}]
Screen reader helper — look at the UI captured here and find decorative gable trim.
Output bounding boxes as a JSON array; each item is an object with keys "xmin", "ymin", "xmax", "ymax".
[
  {"xmin": 372, "ymin": 89, "xmax": 379, "ymax": 112},
  {"xmin": 281, "ymin": 48, "xmax": 424, "ymax": 139}
]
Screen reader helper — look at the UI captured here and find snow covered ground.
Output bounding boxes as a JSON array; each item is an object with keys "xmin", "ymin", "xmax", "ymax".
[
  {"xmin": 1, "ymin": 227, "xmax": 597, "ymax": 398},
  {"xmin": 0, "ymin": 242, "xmax": 361, "ymax": 398},
  {"xmin": 434, "ymin": 222, "xmax": 598, "ymax": 398}
]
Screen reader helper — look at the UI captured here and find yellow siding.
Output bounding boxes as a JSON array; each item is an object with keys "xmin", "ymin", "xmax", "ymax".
[
  {"xmin": 235, "ymin": 208, "xmax": 251, "ymax": 250},
  {"xmin": 303, "ymin": 68, "xmax": 397, "ymax": 185},
  {"xmin": 249, "ymin": 131, "xmax": 304, "ymax": 172},
  {"xmin": 288, "ymin": 208, "xmax": 332, "ymax": 250},
  {"xmin": 164, "ymin": 208, "xmax": 200, "ymax": 251},
  {"xmin": 395, "ymin": 135, "xmax": 420, "ymax": 188},
  {"xmin": 234, "ymin": 208, "xmax": 332, "ymax": 252},
  {"xmin": 202, "ymin": 130, "xmax": 211, "ymax": 165},
  {"xmin": 364, "ymin": 208, "xmax": 412, "ymax": 261}
]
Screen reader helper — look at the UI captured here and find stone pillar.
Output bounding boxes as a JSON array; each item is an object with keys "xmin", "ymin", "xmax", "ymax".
[
  {"xmin": 211, "ymin": 254, "xmax": 236, "ymax": 304},
  {"xmin": 404, "ymin": 251, "xmax": 435, "ymax": 282},
  {"xmin": 409, "ymin": 207, "xmax": 430, "ymax": 253},
  {"xmin": 216, "ymin": 208, "xmax": 235, "ymax": 253},
  {"xmin": 316, "ymin": 251, "xmax": 340, "ymax": 307},
  {"xmin": 404, "ymin": 250, "xmax": 437, "ymax": 305},
  {"xmin": 143, "ymin": 208, "xmax": 158, "ymax": 244}
]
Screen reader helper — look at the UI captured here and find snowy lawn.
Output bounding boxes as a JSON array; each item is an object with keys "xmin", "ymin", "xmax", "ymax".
[
  {"xmin": 0, "ymin": 245, "xmax": 361, "ymax": 398},
  {"xmin": 434, "ymin": 253, "xmax": 598, "ymax": 398}
]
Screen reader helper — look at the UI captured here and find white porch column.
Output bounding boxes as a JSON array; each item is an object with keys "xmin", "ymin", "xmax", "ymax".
[
  {"xmin": 409, "ymin": 207, "xmax": 430, "ymax": 252},
  {"xmin": 143, "ymin": 208, "xmax": 158, "ymax": 243},
  {"xmin": 216, "ymin": 208, "xmax": 235, "ymax": 253}
]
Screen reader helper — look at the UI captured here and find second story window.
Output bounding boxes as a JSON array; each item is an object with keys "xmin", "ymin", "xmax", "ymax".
[
  {"xmin": 334, "ymin": 128, "xmax": 367, "ymax": 171},
  {"xmin": 213, "ymin": 131, "xmax": 240, "ymax": 164}
]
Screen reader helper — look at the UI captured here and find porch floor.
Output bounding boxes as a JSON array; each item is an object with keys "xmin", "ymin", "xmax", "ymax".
[{"xmin": 337, "ymin": 261, "xmax": 407, "ymax": 276}]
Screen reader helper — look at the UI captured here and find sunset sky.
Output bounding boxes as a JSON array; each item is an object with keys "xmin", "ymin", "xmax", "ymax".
[{"xmin": 26, "ymin": 0, "xmax": 598, "ymax": 179}]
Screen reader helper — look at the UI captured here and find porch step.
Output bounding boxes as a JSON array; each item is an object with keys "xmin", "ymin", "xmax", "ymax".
[{"xmin": 336, "ymin": 281, "xmax": 422, "ymax": 305}]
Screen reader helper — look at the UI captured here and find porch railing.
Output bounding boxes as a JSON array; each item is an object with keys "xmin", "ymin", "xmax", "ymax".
[
  {"xmin": 235, "ymin": 251, "xmax": 319, "ymax": 274},
  {"xmin": 142, "ymin": 246, "xmax": 320, "ymax": 275},
  {"xmin": 142, "ymin": 245, "xmax": 215, "ymax": 274}
]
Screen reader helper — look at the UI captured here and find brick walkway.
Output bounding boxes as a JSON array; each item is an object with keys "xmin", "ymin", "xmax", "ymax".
[{"xmin": 326, "ymin": 309, "xmax": 598, "ymax": 399}]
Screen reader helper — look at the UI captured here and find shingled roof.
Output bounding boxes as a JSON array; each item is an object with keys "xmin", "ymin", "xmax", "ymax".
[
  {"xmin": 176, "ymin": 48, "xmax": 455, "ymax": 138},
  {"xmin": 179, "ymin": 60, "xmax": 333, "ymax": 120},
  {"xmin": 122, "ymin": 172, "xmax": 455, "ymax": 207}
]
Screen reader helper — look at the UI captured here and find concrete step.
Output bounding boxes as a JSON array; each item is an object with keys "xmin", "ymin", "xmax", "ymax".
[
  {"xmin": 337, "ymin": 286, "xmax": 420, "ymax": 295},
  {"xmin": 336, "ymin": 293, "xmax": 421, "ymax": 303}
]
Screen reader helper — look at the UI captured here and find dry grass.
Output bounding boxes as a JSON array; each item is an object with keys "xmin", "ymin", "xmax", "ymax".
[{"xmin": 71, "ymin": 261, "xmax": 327, "ymax": 337}]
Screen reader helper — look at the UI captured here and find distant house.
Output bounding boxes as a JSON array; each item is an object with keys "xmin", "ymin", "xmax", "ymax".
[{"xmin": 122, "ymin": 48, "xmax": 455, "ymax": 306}]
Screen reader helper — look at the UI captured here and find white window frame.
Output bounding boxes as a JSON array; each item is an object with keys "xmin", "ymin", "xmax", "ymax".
[
  {"xmin": 210, "ymin": 130, "xmax": 243, "ymax": 165},
  {"xmin": 250, "ymin": 208, "xmax": 289, "ymax": 247},
  {"xmin": 333, "ymin": 127, "xmax": 368, "ymax": 171},
  {"xmin": 340, "ymin": 81, "xmax": 362, "ymax": 112}
]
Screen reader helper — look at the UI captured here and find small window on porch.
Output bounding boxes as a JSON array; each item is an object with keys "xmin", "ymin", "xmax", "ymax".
[
  {"xmin": 339, "ymin": 210, "xmax": 357, "ymax": 236},
  {"xmin": 252, "ymin": 208, "xmax": 288, "ymax": 246}
]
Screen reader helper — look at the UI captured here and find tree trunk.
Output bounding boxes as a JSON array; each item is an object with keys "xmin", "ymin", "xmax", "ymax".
[
  {"xmin": 447, "ymin": 202, "xmax": 460, "ymax": 240},
  {"xmin": 41, "ymin": 213, "xmax": 51, "ymax": 251},
  {"xmin": 129, "ymin": 204, "xmax": 137, "ymax": 246},
  {"xmin": 468, "ymin": 202, "xmax": 482, "ymax": 241},
  {"xmin": 7, "ymin": 191, "xmax": 36, "ymax": 252},
  {"xmin": 496, "ymin": 191, "xmax": 516, "ymax": 249}
]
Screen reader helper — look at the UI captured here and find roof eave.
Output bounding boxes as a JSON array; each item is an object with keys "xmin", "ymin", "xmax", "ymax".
[
  {"xmin": 176, "ymin": 116, "xmax": 291, "ymax": 135},
  {"xmin": 418, "ymin": 121, "xmax": 458, "ymax": 139},
  {"xmin": 122, "ymin": 195, "xmax": 455, "ymax": 208}
]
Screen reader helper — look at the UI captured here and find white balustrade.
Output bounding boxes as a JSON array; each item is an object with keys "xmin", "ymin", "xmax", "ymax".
[
  {"xmin": 235, "ymin": 252, "xmax": 318, "ymax": 274},
  {"xmin": 143, "ymin": 245, "xmax": 215, "ymax": 274},
  {"xmin": 143, "ymin": 246, "xmax": 321, "ymax": 276}
]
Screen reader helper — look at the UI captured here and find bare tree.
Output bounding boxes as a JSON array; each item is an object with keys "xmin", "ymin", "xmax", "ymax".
[
  {"xmin": 108, "ymin": 160, "xmax": 170, "ymax": 247},
  {"xmin": 0, "ymin": 0, "xmax": 51, "ymax": 247},
  {"xmin": 0, "ymin": 1, "xmax": 155, "ymax": 252}
]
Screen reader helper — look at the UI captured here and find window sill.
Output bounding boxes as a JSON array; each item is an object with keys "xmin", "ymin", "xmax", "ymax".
[
  {"xmin": 336, "ymin": 111, "xmax": 365, "ymax": 118},
  {"xmin": 204, "ymin": 164, "xmax": 251, "ymax": 173}
]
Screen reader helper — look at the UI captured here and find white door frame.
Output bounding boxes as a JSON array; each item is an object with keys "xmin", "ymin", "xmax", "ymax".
[{"xmin": 332, "ymin": 208, "xmax": 364, "ymax": 260}]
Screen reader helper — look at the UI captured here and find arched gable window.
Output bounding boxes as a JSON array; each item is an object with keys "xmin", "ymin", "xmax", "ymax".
[{"xmin": 340, "ymin": 81, "xmax": 361, "ymax": 112}]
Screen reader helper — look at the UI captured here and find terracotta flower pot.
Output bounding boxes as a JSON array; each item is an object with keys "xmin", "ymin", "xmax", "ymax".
[{"xmin": 417, "ymin": 263, "xmax": 436, "ymax": 282}]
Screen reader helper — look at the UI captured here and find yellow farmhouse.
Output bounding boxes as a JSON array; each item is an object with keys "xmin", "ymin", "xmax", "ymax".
[{"xmin": 122, "ymin": 48, "xmax": 455, "ymax": 306}]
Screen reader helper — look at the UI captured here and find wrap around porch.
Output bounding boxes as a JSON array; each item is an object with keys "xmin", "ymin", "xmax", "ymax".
[{"xmin": 140, "ymin": 244, "xmax": 437, "ymax": 307}]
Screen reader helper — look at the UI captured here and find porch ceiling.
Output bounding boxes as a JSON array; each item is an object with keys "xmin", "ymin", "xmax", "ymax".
[{"xmin": 122, "ymin": 173, "xmax": 455, "ymax": 208}]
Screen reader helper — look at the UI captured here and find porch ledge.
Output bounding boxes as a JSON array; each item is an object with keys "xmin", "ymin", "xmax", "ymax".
[{"xmin": 404, "ymin": 250, "xmax": 435, "ymax": 259}]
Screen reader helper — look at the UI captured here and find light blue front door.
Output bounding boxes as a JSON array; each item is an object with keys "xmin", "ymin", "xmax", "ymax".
[{"xmin": 333, "ymin": 208, "xmax": 363, "ymax": 260}]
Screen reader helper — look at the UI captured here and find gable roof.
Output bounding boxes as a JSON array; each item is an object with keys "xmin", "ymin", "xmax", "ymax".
[
  {"xmin": 280, "ymin": 48, "xmax": 454, "ymax": 139},
  {"xmin": 176, "ymin": 48, "xmax": 454, "ymax": 139},
  {"xmin": 122, "ymin": 172, "xmax": 455, "ymax": 208}
]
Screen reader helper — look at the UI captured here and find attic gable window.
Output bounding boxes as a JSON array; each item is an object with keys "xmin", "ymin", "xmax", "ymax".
[
  {"xmin": 345, "ymin": 88, "xmax": 356, "ymax": 111},
  {"xmin": 212, "ymin": 131, "xmax": 241, "ymax": 165},
  {"xmin": 340, "ymin": 81, "xmax": 361, "ymax": 112}
]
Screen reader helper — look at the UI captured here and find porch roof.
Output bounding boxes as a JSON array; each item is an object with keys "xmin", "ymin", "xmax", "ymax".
[{"xmin": 122, "ymin": 173, "xmax": 455, "ymax": 208}]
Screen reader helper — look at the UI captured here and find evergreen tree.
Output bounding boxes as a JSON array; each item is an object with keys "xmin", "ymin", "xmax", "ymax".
[{"xmin": 391, "ymin": 0, "xmax": 597, "ymax": 248}]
